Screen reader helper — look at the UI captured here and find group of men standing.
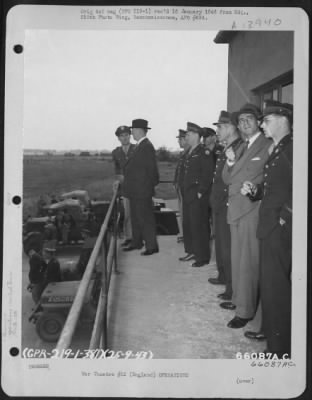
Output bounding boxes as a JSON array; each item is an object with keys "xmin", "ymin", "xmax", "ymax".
[
  {"xmin": 174, "ymin": 100, "xmax": 293, "ymax": 358},
  {"xmin": 111, "ymin": 100, "xmax": 293, "ymax": 358}
]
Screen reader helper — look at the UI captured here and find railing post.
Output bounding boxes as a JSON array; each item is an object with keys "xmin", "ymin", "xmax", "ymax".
[
  {"xmin": 101, "ymin": 240, "xmax": 108, "ymax": 349},
  {"xmin": 113, "ymin": 200, "xmax": 119, "ymax": 273}
]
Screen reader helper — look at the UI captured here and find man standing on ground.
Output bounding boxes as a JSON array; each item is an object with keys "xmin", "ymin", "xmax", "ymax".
[
  {"xmin": 112, "ymin": 125, "xmax": 136, "ymax": 247},
  {"xmin": 209, "ymin": 111, "xmax": 243, "ymax": 300},
  {"xmin": 241, "ymin": 100, "xmax": 293, "ymax": 357},
  {"xmin": 179, "ymin": 122, "xmax": 214, "ymax": 267},
  {"xmin": 221, "ymin": 103, "xmax": 271, "ymax": 329},
  {"xmin": 173, "ymin": 129, "xmax": 189, "ymax": 243},
  {"xmin": 123, "ymin": 119, "xmax": 159, "ymax": 256}
]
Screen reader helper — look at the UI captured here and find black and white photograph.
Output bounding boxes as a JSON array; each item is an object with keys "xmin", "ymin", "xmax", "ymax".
[{"xmin": 1, "ymin": 4, "xmax": 309, "ymax": 398}]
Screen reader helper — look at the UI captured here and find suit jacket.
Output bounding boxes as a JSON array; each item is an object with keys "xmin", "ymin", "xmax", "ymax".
[
  {"xmin": 253, "ymin": 135, "xmax": 293, "ymax": 239},
  {"xmin": 183, "ymin": 144, "xmax": 214, "ymax": 204},
  {"xmin": 123, "ymin": 138, "xmax": 159, "ymax": 199},
  {"xmin": 222, "ymin": 133, "xmax": 272, "ymax": 224},
  {"xmin": 210, "ymin": 137, "xmax": 243, "ymax": 214}
]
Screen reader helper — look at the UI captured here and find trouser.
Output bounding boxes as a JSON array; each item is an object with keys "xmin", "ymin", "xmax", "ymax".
[
  {"xmin": 260, "ymin": 223, "xmax": 291, "ymax": 356},
  {"xmin": 230, "ymin": 206, "xmax": 260, "ymax": 319},
  {"xmin": 129, "ymin": 197, "xmax": 158, "ymax": 251},
  {"xmin": 62, "ymin": 225, "xmax": 70, "ymax": 243},
  {"xmin": 176, "ymin": 187, "xmax": 183, "ymax": 236},
  {"xmin": 214, "ymin": 208, "xmax": 232, "ymax": 296},
  {"xmin": 31, "ymin": 282, "xmax": 45, "ymax": 304},
  {"xmin": 183, "ymin": 196, "xmax": 210, "ymax": 262},
  {"xmin": 123, "ymin": 197, "xmax": 132, "ymax": 240}
]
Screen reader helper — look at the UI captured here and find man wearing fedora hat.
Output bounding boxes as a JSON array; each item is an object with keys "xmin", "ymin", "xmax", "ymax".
[
  {"xmin": 241, "ymin": 100, "xmax": 293, "ymax": 357},
  {"xmin": 179, "ymin": 122, "xmax": 214, "ymax": 267},
  {"xmin": 221, "ymin": 103, "xmax": 272, "ymax": 329},
  {"xmin": 209, "ymin": 111, "xmax": 243, "ymax": 299},
  {"xmin": 123, "ymin": 119, "xmax": 159, "ymax": 256},
  {"xmin": 112, "ymin": 125, "xmax": 136, "ymax": 247},
  {"xmin": 173, "ymin": 129, "xmax": 190, "ymax": 243}
]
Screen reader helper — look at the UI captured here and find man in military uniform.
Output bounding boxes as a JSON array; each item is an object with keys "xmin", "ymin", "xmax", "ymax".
[
  {"xmin": 241, "ymin": 101, "xmax": 293, "ymax": 357},
  {"xmin": 179, "ymin": 122, "xmax": 214, "ymax": 267},
  {"xmin": 112, "ymin": 125, "xmax": 136, "ymax": 246},
  {"xmin": 27, "ymin": 248, "xmax": 47, "ymax": 303},
  {"xmin": 42, "ymin": 245, "xmax": 62, "ymax": 286},
  {"xmin": 173, "ymin": 129, "xmax": 189, "ymax": 243},
  {"xmin": 209, "ymin": 111, "xmax": 243, "ymax": 300},
  {"xmin": 201, "ymin": 127, "xmax": 223, "ymax": 165},
  {"xmin": 123, "ymin": 119, "xmax": 159, "ymax": 256},
  {"xmin": 222, "ymin": 103, "xmax": 272, "ymax": 329}
]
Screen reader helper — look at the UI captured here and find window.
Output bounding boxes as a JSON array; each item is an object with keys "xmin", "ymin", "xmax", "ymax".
[{"xmin": 252, "ymin": 71, "xmax": 293, "ymax": 110}]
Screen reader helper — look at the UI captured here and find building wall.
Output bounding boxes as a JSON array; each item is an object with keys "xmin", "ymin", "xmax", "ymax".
[{"xmin": 227, "ymin": 31, "xmax": 294, "ymax": 111}]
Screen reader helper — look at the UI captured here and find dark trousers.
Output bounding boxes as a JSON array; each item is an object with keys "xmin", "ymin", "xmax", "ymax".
[
  {"xmin": 129, "ymin": 197, "xmax": 158, "ymax": 251},
  {"xmin": 183, "ymin": 196, "xmax": 210, "ymax": 262},
  {"xmin": 260, "ymin": 223, "xmax": 291, "ymax": 356},
  {"xmin": 214, "ymin": 208, "xmax": 232, "ymax": 296}
]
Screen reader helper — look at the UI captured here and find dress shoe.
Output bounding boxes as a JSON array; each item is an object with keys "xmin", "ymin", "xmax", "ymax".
[
  {"xmin": 208, "ymin": 277, "xmax": 225, "ymax": 285},
  {"xmin": 179, "ymin": 254, "xmax": 195, "ymax": 261},
  {"xmin": 121, "ymin": 239, "xmax": 132, "ymax": 247},
  {"xmin": 220, "ymin": 301, "xmax": 236, "ymax": 310},
  {"xmin": 217, "ymin": 292, "xmax": 232, "ymax": 301},
  {"xmin": 227, "ymin": 316, "xmax": 251, "ymax": 329},
  {"xmin": 141, "ymin": 249, "xmax": 159, "ymax": 256},
  {"xmin": 123, "ymin": 245, "xmax": 143, "ymax": 252},
  {"xmin": 191, "ymin": 260, "xmax": 209, "ymax": 268},
  {"xmin": 244, "ymin": 331, "xmax": 266, "ymax": 341}
]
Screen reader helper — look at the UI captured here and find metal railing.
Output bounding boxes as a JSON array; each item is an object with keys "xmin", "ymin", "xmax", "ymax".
[{"xmin": 55, "ymin": 184, "xmax": 121, "ymax": 355}]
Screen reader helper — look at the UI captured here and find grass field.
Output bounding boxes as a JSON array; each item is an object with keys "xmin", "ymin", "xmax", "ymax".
[{"xmin": 23, "ymin": 155, "xmax": 177, "ymax": 217}]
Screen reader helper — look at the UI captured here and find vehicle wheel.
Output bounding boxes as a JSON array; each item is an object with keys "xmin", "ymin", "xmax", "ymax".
[{"xmin": 35, "ymin": 312, "xmax": 66, "ymax": 342}]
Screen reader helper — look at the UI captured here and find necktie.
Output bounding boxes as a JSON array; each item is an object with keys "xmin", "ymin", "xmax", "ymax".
[{"xmin": 244, "ymin": 139, "xmax": 250, "ymax": 151}]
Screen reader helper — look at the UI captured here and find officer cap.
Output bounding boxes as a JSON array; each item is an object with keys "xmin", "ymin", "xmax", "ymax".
[
  {"xmin": 262, "ymin": 100, "xmax": 293, "ymax": 122},
  {"xmin": 213, "ymin": 111, "xmax": 237, "ymax": 126},
  {"xmin": 176, "ymin": 129, "xmax": 187, "ymax": 138},
  {"xmin": 186, "ymin": 122, "xmax": 202, "ymax": 136},
  {"xmin": 115, "ymin": 125, "xmax": 131, "ymax": 136},
  {"xmin": 201, "ymin": 127, "xmax": 216, "ymax": 138},
  {"xmin": 131, "ymin": 119, "xmax": 151, "ymax": 130}
]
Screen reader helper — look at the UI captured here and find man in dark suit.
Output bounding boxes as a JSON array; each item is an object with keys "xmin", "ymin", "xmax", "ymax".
[
  {"xmin": 123, "ymin": 119, "xmax": 159, "ymax": 256},
  {"xmin": 179, "ymin": 122, "xmax": 214, "ymax": 267},
  {"xmin": 241, "ymin": 101, "xmax": 293, "ymax": 357},
  {"xmin": 222, "ymin": 103, "xmax": 272, "ymax": 329},
  {"xmin": 112, "ymin": 125, "xmax": 136, "ymax": 246},
  {"xmin": 209, "ymin": 111, "xmax": 243, "ymax": 299},
  {"xmin": 173, "ymin": 129, "xmax": 189, "ymax": 243}
]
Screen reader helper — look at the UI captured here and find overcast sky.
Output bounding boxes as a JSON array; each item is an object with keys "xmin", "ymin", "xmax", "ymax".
[{"xmin": 23, "ymin": 29, "xmax": 228, "ymax": 151}]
